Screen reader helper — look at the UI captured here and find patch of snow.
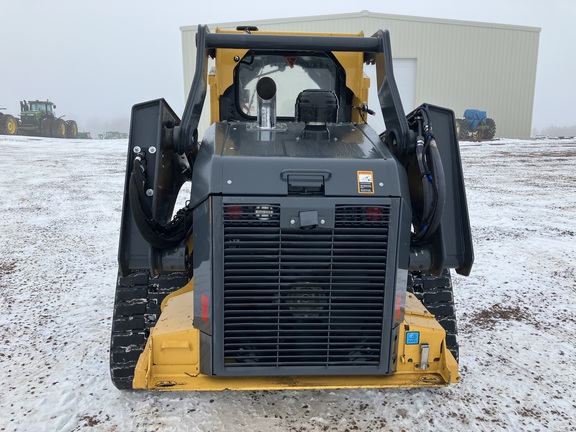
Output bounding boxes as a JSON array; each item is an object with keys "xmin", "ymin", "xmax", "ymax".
[{"xmin": 0, "ymin": 136, "xmax": 574, "ymax": 431}]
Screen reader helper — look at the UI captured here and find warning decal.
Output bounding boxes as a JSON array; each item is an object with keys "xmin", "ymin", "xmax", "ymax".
[{"xmin": 357, "ymin": 170, "xmax": 374, "ymax": 194}]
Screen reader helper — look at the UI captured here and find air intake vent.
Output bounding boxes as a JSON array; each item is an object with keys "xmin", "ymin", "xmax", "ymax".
[{"xmin": 221, "ymin": 203, "xmax": 390, "ymax": 371}]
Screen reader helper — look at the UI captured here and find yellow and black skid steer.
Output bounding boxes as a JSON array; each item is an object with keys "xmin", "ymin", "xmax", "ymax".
[{"xmin": 110, "ymin": 26, "xmax": 474, "ymax": 391}]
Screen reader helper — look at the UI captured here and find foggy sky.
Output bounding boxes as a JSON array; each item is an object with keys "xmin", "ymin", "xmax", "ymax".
[{"xmin": 1, "ymin": 0, "xmax": 574, "ymax": 135}]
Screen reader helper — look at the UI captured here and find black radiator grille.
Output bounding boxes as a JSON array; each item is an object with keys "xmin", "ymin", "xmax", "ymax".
[{"xmin": 222, "ymin": 204, "xmax": 390, "ymax": 369}]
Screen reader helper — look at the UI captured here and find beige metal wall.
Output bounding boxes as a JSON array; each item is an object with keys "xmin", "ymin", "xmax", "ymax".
[{"xmin": 181, "ymin": 11, "xmax": 540, "ymax": 138}]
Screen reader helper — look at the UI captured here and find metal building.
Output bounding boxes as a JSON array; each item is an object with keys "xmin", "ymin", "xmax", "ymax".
[{"xmin": 180, "ymin": 11, "xmax": 540, "ymax": 139}]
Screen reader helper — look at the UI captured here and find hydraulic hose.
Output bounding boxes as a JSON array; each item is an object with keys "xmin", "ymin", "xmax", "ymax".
[
  {"xmin": 129, "ymin": 156, "xmax": 193, "ymax": 249},
  {"xmin": 415, "ymin": 136, "xmax": 433, "ymax": 230},
  {"xmin": 426, "ymin": 138, "xmax": 445, "ymax": 237},
  {"xmin": 411, "ymin": 107, "xmax": 446, "ymax": 244}
]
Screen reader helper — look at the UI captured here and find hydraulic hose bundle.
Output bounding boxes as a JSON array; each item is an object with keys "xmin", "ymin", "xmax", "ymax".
[
  {"xmin": 410, "ymin": 106, "xmax": 446, "ymax": 244},
  {"xmin": 129, "ymin": 153, "xmax": 193, "ymax": 249}
]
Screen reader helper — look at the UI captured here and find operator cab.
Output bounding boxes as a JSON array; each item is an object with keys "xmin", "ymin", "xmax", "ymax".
[
  {"xmin": 28, "ymin": 101, "xmax": 53, "ymax": 116},
  {"xmin": 216, "ymin": 50, "xmax": 359, "ymax": 125}
]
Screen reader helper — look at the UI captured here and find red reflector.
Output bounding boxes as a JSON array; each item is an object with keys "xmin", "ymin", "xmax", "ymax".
[
  {"xmin": 394, "ymin": 292, "xmax": 403, "ymax": 322},
  {"xmin": 201, "ymin": 294, "xmax": 209, "ymax": 322},
  {"xmin": 365, "ymin": 206, "xmax": 383, "ymax": 221},
  {"xmin": 225, "ymin": 205, "xmax": 243, "ymax": 220}
]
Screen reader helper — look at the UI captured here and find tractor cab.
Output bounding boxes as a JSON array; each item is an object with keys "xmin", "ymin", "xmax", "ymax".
[{"xmin": 22, "ymin": 100, "xmax": 56, "ymax": 119}]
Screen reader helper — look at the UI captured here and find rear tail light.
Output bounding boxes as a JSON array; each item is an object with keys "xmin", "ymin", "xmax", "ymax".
[
  {"xmin": 224, "ymin": 205, "xmax": 244, "ymax": 220},
  {"xmin": 365, "ymin": 206, "xmax": 384, "ymax": 221}
]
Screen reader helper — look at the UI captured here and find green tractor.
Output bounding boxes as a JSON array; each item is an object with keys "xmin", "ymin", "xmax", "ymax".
[
  {"xmin": 16, "ymin": 100, "xmax": 78, "ymax": 138},
  {"xmin": 0, "ymin": 108, "xmax": 18, "ymax": 135}
]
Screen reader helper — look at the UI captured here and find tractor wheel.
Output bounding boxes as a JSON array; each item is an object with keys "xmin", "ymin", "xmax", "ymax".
[
  {"xmin": 109, "ymin": 270, "xmax": 190, "ymax": 389},
  {"xmin": 51, "ymin": 118, "xmax": 67, "ymax": 138},
  {"xmin": 65, "ymin": 120, "xmax": 78, "ymax": 138},
  {"xmin": 455, "ymin": 119, "xmax": 469, "ymax": 141},
  {"xmin": 0, "ymin": 114, "xmax": 18, "ymax": 135},
  {"xmin": 408, "ymin": 269, "xmax": 459, "ymax": 362},
  {"xmin": 41, "ymin": 118, "xmax": 52, "ymax": 137},
  {"xmin": 483, "ymin": 118, "xmax": 496, "ymax": 140}
]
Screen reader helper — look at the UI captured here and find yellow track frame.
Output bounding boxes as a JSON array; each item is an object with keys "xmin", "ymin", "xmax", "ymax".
[{"xmin": 133, "ymin": 281, "xmax": 459, "ymax": 391}]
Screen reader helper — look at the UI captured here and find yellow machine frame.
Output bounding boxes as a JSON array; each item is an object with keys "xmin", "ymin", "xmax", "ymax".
[{"xmin": 134, "ymin": 280, "xmax": 459, "ymax": 391}]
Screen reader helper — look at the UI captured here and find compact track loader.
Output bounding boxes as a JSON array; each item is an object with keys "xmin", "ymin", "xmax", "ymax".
[{"xmin": 110, "ymin": 26, "xmax": 473, "ymax": 391}]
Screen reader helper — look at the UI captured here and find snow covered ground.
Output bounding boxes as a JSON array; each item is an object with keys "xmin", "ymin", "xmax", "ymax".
[{"xmin": 0, "ymin": 135, "xmax": 575, "ymax": 432}]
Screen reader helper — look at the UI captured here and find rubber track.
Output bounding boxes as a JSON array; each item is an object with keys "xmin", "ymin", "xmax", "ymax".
[
  {"xmin": 408, "ymin": 269, "xmax": 459, "ymax": 362},
  {"xmin": 109, "ymin": 270, "xmax": 190, "ymax": 389}
]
